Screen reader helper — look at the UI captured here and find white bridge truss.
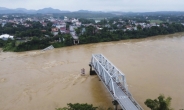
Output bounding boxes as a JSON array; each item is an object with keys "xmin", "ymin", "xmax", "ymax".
[
  {"xmin": 90, "ymin": 54, "xmax": 143, "ymax": 110},
  {"xmin": 42, "ymin": 45, "xmax": 54, "ymax": 51}
]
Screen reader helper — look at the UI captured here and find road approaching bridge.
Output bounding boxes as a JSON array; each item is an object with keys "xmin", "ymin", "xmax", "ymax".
[{"xmin": 89, "ymin": 54, "xmax": 143, "ymax": 110}]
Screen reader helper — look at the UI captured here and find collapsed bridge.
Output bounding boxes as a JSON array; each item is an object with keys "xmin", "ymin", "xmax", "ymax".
[{"xmin": 89, "ymin": 54, "xmax": 143, "ymax": 110}]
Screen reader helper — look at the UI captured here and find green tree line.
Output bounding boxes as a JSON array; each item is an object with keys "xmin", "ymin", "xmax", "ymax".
[
  {"xmin": 1, "ymin": 34, "xmax": 73, "ymax": 52},
  {"xmin": 56, "ymin": 95, "xmax": 184, "ymax": 110},
  {"xmin": 79, "ymin": 23, "xmax": 184, "ymax": 44},
  {"xmin": 0, "ymin": 21, "xmax": 53, "ymax": 38}
]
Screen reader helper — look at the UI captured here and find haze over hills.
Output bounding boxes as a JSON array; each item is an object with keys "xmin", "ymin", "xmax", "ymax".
[
  {"xmin": 0, "ymin": 7, "xmax": 104, "ymax": 14},
  {"xmin": 0, "ymin": 7, "xmax": 184, "ymax": 16},
  {"xmin": 0, "ymin": 7, "xmax": 71, "ymax": 14}
]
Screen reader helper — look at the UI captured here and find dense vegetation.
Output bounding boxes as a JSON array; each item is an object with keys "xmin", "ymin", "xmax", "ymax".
[
  {"xmin": 0, "ymin": 21, "xmax": 52, "ymax": 38},
  {"xmin": 55, "ymin": 103, "xmax": 112, "ymax": 110},
  {"xmin": 56, "ymin": 95, "xmax": 179, "ymax": 110},
  {"xmin": 0, "ymin": 38, "xmax": 16, "ymax": 51},
  {"xmin": 1, "ymin": 22, "xmax": 184, "ymax": 52},
  {"xmin": 0, "ymin": 34, "xmax": 73, "ymax": 52},
  {"xmin": 1, "ymin": 12, "xmax": 184, "ymax": 52},
  {"xmin": 56, "ymin": 103, "xmax": 98, "ymax": 110},
  {"xmin": 78, "ymin": 23, "xmax": 184, "ymax": 44},
  {"xmin": 145, "ymin": 94, "xmax": 173, "ymax": 110}
]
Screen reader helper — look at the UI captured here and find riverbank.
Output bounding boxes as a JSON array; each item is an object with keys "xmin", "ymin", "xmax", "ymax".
[
  {"xmin": 1, "ymin": 31, "xmax": 184, "ymax": 53},
  {"xmin": 1, "ymin": 22, "xmax": 184, "ymax": 52}
]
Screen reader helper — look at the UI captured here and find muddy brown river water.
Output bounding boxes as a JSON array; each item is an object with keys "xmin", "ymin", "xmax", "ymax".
[{"xmin": 0, "ymin": 33, "xmax": 184, "ymax": 110}]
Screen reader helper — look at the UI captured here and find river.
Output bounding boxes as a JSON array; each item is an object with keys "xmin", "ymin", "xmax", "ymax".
[{"xmin": 0, "ymin": 33, "xmax": 184, "ymax": 110}]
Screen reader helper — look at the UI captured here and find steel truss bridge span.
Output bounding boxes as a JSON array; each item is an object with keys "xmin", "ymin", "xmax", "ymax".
[{"xmin": 89, "ymin": 54, "xmax": 143, "ymax": 110}]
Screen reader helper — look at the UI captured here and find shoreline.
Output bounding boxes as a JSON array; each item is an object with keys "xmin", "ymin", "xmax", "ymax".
[{"xmin": 2, "ymin": 32, "xmax": 184, "ymax": 53}]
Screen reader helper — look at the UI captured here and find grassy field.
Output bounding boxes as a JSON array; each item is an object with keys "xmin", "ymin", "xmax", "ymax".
[{"xmin": 149, "ymin": 20, "xmax": 163, "ymax": 24}]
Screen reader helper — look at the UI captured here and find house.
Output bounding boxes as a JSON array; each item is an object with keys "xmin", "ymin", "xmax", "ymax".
[
  {"xmin": 2, "ymin": 15, "xmax": 8, "ymax": 18},
  {"xmin": 42, "ymin": 22, "xmax": 47, "ymax": 27},
  {"xmin": 126, "ymin": 26, "xmax": 133, "ymax": 30},
  {"xmin": 95, "ymin": 20, "xmax": 100, "ymax": 23},
  {"xmin": 52, "ymin": 28, "xmax": 58, "ymax": 32},
  {"xmin": 75, "ymin": 21, "xmax": 82, "ymax": 27},
  {"xmin": 133, "ymin": 27, "xmax": 137, "ymax": 30},
  {"xmin": 52, "ymin": 24, "xmax": 57, "ymax": 27},
  {"xmin": 64, "ymin": 16, "xmax": 69, "ymax": 21},
  {"xmin": 60, "ymin": 27, "xmax": 66, "ymax": 33},
  {"xmin": 117, "ymin": 24, "xmax": 122, "ymax": 28},
  {"xmin": 71, "ymin": 18, "xmax": 78, "ymax": 23},
  {"xmin": 56, "ymin": 24, "xmax": 66, "ymax": 29},
  {"xmin": 70, "ymin": 26, "xmax": 74, "ymax": 32},
  {"xmin": 0, "ymin": 34, "xmax": 14, "ymax": 40},
  {"xmin": 51, "ymin": 28, "xmax": 59, "ymax": 36},
  {"xmin": 1, "ymin": 23, "xmax": 6, "ymax": 27},
  {"xmin": 150, "ymin": 23, "xmax": 157, "ymax": 27},
  {"xmin": 23, "ymin": 23, "xmax": 32, "ymax": 27}
]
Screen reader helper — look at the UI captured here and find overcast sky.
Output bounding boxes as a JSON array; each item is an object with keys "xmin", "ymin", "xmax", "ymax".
[{"xmin": 0, "ymin": 0, "xmax": 184, "ymax": 12}]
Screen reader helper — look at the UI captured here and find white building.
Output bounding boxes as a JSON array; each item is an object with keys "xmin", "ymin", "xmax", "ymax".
[
  {"xmin": 0, "ymin": 34, "xmax": 14, "ymax": 40},
  {"xmin": 64, "ymin": 16, "xmax": 69, "ymax": 21},
  {"xmin": 56, "ymin": 24, "xmax": 66, "ymax": 29},
  {"xmin": 71, "ymin": 18, "xmax": 78, "ymax": 23},
  {"xmin": 75, "ymin": 21, "xmax": 82, "ymax": 27}
]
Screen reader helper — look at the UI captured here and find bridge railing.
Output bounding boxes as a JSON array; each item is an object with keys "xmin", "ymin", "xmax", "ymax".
[
  {"xmin": 91, "ymin": 54, "xmax": 128, "ymax": 95},
  {"xmin": 42, "ymin": 45, "xmax": 54, "ymax": 51},
  {"xmin": 90, "ymin": 54, "xmax": 143, "ymax": 110}
]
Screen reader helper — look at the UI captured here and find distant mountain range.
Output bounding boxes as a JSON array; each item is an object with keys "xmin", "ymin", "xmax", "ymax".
[
  {"xmin": 0, "ymin": 7, "xmax": 115, "ymax": 14},
  {"xmin": 0, "ymin": 7, "xmax": 71, "ymax": 14},
  {"xmin": 0, "ymin": 7, "xmax": 184, "ymax": 15}
]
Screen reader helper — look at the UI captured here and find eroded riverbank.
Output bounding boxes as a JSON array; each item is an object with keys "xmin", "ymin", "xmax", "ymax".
[{"xmin": 0, "ymin": 33, "xmax": 184, "ymax": 110}]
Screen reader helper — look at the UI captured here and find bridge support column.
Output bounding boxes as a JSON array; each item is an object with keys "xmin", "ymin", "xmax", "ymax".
[
  {"xmin": 89, "ymin": 63, "xmax": 97, "ymax": 75},
  {"xmin": 73, "ymin": 40, "xmax": 79, "ymax": 45},
  {"xmin": 112, "ymin": 100, "xmax": 119, "ymax": 110}
]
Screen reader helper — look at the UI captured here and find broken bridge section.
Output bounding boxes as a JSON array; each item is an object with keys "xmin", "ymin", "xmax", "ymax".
[{"xmin": 89, "ymin": 54, "xmax": 143, "ymax": 110}]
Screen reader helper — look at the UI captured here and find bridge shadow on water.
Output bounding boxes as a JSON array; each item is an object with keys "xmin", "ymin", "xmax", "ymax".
[{"xmin": 89, "ymin": 75, "xmax": 113, "ymax": 108}]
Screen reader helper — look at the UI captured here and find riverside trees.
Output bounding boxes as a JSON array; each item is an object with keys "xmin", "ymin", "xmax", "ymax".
[
  {"xmin": 78, "ymin": 23, "xmax": 184, "ymax": 44},
  {"xmin": 56, "ymin": 95, "xmax": 174, "ymax": 110},
  {"xmin": 55, "ymin": 103, "xmax": 113, "ymax": 110},
  {"xmin": 145, "ymin": 94, "xmax": 173, "ymax": 110},
  {"xmin": 0, "ymin": 21, "xmax": 53, "ymax": 38},
  {"xmin": 55, "ymin": 103, "xmax": 98, "ymax": 110}
]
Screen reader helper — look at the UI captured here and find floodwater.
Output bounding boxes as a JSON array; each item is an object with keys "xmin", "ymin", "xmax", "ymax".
[{"xmin": 0, "ymin": 32, "xmax": 184, "ymax": 110}]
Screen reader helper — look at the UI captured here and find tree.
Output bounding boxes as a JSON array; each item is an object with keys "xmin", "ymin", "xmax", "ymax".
[
  {"xmin": 63, "ymin": 34, "xmax": 73, "ymax": 46},
  {"xmin": 144, "ymin": 94, "xmax": 173, "ymax": 110},
  {"xmin": 137, "ymin": 25, "xmax": 142, "ymax": 31},
  {"xmin": 75, "ymin": 27, "xmax": 81, "ymax": 35},
  {"xmin": 55, "ymin": 103, "xmax": 98, "ymax": 110}
]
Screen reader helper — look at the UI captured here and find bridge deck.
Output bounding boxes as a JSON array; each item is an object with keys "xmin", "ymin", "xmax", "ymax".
[{"xmin": 90, "ymin": 54, "xmax": 143, "ymax": 110}]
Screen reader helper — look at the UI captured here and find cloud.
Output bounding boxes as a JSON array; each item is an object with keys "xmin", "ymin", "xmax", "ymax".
[{"xmin": 0, "ymin": 0, "xmax": 184, "ymax": 11}]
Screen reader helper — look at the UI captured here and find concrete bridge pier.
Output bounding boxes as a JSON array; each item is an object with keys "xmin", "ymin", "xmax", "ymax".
[
  {"xmin": 73, "ymin": 39, "xmax": 79, "ymax": 45},
  {"xmin": 89, "ymin": 63, "xmax": 97, "ymax": 75},
  {"xmin": 112, "ymin": 100, "xmax": 120, "ymax": 110}
]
